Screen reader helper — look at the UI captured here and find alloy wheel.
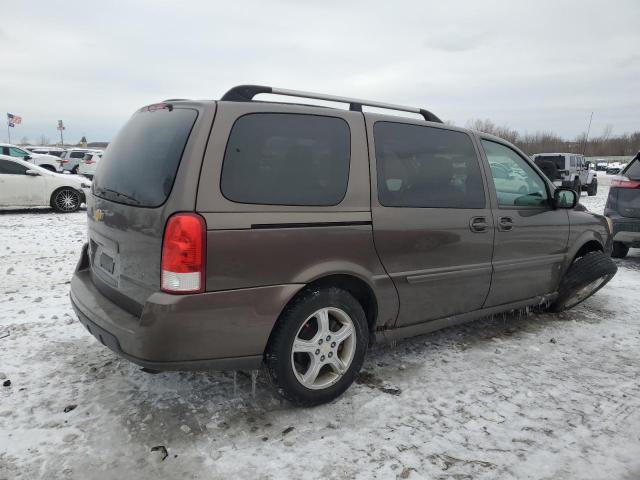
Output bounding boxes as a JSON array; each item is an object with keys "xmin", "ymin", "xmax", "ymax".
[
  {"xmin": 55, "ymin": 189, "xmax": 80, "ymax": 212},
  {"xmin": 291, "ymin": 307, "xmax": 357, "ymax": 390}
]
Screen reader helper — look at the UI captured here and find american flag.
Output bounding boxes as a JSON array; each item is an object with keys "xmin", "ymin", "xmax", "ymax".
[{"xmin": 7, "ymin": 113, "xmax": 22, "ymax": 127}]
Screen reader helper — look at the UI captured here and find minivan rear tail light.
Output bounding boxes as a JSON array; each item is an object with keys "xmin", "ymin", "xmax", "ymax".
[
  {"xmin": 611, "ymin": 178, "xmax": 640, "ymax": 189},
  {"xmin": 161, "ymin": 213, "xmax": 206, "ymax": 294}
]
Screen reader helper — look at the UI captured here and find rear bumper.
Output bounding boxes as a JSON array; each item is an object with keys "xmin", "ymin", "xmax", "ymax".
[
  {"xmin": 70, "ymin": 244, "xmax": 303, "ymax": 371},
  {"xmin": 609, "ymin": 216, "xmax": 640, "ymax": 246}
]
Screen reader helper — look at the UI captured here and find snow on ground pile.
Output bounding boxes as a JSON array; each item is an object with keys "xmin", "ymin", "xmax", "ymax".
[{"xmin": 1, "ymin": 188, "xmax": 640, "ymax": 479}]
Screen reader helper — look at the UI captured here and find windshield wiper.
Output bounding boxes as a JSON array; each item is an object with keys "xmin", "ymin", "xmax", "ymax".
[{"xmin": 97, "ymin": 187, "xmax": 141, "ymax": 205}]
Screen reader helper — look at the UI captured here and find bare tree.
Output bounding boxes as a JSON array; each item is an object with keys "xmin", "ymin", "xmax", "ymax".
[
  {"xmin": 38, "ymin": 135, "xmax": 51, "ymax": 146},
  {"xmin": 19, "ymin": 136, "xmax": 30, "ymax": 146},
  {"xmin": 462, "ymin": 119, "xmax": 640, "ymax": 157},
  {"xmin": 466, "ymin": 118, "xmax": 519, "ymax": 144}
]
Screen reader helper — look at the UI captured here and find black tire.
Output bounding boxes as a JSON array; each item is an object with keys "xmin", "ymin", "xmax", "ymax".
[
  {"xmin": 51, "ymin": 188, "xmax": 81, "ymax": 213},
  {"xmin": 71, "ymin": 165, "xmax": 79, "ymax": 175},
  {"xmin": 587, "ymin": 180, "xmax": 598, "ymax": 196},
  {"xmin": 573, "ymin": 178, "xmax": 582, "ymax": 195},
  {"xmin": 612, "ymin": 242, "xmax": 629, "ymax": 259},
  {"xmin": 265, "ymin": 287, "xmax": 369, "ymax": 407},
  {"xmin": 551, "ymin": 251, "xmax": 617, "ymax": 312}
]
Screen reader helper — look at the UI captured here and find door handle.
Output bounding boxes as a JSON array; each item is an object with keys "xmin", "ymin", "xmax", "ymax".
[
  {"xmin": 498, "ymin": 216, "xmax": 514, "ymax": 231},
  {"xmin": 469, "ymin": 216, "xmax": 488, "ymax": 233}
]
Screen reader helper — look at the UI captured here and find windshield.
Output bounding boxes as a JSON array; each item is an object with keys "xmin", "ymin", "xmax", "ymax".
[{"xmin": 93, "ymin": 107, "xmax": 198, "ymax": 207}]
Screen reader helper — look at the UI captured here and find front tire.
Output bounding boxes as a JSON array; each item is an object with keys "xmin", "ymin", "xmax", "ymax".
[
  {"xmin": 51, "ymin": 188, "xmax": 81, "ymax": 213},
  {"xmin": 612, "ymin": 242, "xmax": 629, "ymax": 259},
  {"xmin": 551, "ymin": 251, "xmax": 617, "ymax": 312},
  {"xmin": 265, "ymin": 287, "xmax": 368, "ymax": 407}
]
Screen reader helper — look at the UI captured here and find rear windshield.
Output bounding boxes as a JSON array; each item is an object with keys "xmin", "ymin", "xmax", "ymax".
[
  {"xmin": 93, "ymin": 107, "xmax": 197, "ymax": 207},
  {"xmin": 534, "ymin": 155, "xmax": 565, "ymax": 170}
]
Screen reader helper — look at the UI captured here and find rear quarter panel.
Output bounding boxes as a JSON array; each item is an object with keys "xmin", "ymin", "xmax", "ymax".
[{"xmin": 196, "ymin": 102, "xmax": 399, "ymax": 328}]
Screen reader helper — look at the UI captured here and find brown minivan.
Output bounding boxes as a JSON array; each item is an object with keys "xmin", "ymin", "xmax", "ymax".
[{"xmin": 71, "ymin": 85, "xmax": 617, "ymax": 406}]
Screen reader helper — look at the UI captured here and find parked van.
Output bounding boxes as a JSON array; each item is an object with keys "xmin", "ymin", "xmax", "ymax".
[
  {"xmin": 533, "ymin": 153, "xmax": 598, "ymax": 196},
  {"xmin": 71, "ymin": 85, "xmax": 617, "ymax": 406}
]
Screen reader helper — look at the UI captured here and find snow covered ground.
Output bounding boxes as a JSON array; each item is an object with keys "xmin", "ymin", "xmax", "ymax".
[{"xmin": 1, "ymin": 183, "xmax": 639, "ymax": 480}]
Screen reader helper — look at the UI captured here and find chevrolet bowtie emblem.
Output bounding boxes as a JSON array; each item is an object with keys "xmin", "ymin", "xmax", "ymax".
[{"xmin": 94, "ymin": 209, "xmax": 105, "ymax": 222}]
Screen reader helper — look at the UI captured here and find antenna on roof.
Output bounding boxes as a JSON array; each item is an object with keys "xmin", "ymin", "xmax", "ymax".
[{"xmin": 581, "ymin": 111, "xmax": 593, "ymax": 156}]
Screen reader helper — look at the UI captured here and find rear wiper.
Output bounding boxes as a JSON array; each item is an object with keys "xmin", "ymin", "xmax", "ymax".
[{"xmin": 97, "ymin": 187, "xmax": 141, "ymax": 205}]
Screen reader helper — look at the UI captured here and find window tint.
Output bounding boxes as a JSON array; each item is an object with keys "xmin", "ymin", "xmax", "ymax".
[
  {"xmin": 94, "ymin": 107, "xmax": 198, "ymax": 207},
  {"xmin": 8, "ymin": 147, "xmax": 28, "ymax": 158},
  {"xmin": 490, "ymin": 163, "xmax": 510, "ymax": 180},
  {"xmin": 482, "ymin": 140, "xmax": 548, "ymax": 207},
  {"xmin": 71, "ymin": 151, "xmax": 86, "ymax": 158},
  {"xmin": 374, "ymin": 122, "xmax": 485, "ymax": 209},
  {"xmin": 0, "ymin": 159, "xmax": 29, "ymax": 175},
  {"xmin": 624, "ymin": 158, "xmax": 640, "ymax": 179},
  {"xmin": 221, "ymin": 113, "xmax": 350, "ymax": 206}
]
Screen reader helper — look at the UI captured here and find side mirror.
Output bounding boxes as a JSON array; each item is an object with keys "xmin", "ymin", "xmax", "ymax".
[
  {"xmin": 24, "ymin": 155, "xmax": 32, "ymax": 161},
  {"xmin": 25, "ymin": 169, "xmax": 41, "ymax": 177},
  {"xmin": 554, "ymin": 188, "xmax": 577, "ymax": 209}
]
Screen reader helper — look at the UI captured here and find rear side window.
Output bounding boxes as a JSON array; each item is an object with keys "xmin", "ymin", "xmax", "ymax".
[
  {"xmin": 94, "ymin": 107, "xmax": 198, "ymax": 207},
  {"xmin": 70, "ymin": 151, "xmax": 86, "ymax": 158},
  {"xmin": 221, "ymin": 113, "xmax": 350, "ymax": 206},
  {"xmin": 374, "ymin": 122, "xmax": 485, "ymax": 209}
]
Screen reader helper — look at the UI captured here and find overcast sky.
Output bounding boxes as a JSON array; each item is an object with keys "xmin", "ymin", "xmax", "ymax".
[{"xmin": 1, "ymin": 0, "xmax": 639, "ymax": 144}]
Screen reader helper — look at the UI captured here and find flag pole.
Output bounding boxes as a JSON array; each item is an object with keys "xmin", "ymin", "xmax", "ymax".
[{"xmin": 7, "ymin": 123, "xmax": 10, "ymax": 144}]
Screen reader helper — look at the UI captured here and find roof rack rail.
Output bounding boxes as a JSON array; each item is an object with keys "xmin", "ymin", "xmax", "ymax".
[{"xmin": 220, "ymin": 84, "xmax": 442, "ymax": 123}]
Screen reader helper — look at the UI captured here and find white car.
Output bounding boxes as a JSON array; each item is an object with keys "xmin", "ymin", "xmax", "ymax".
[
  {"xmin": 0, "ymin": 143, "xmax": 61, "ymax": 172},
  {"xmin": 489, "ymin": 162, "xmax": 530, "ymax": 194},
  {"xmin": 606, "ymin": 162, "xmax": 628, "ymax": 175},
  {"xmin": 78, "ymin": 152, "xmax": 102, "ymax": 179},
  {"xmin": 0, "ymin": 154, "xmax": 91, "ymax": 212}
]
